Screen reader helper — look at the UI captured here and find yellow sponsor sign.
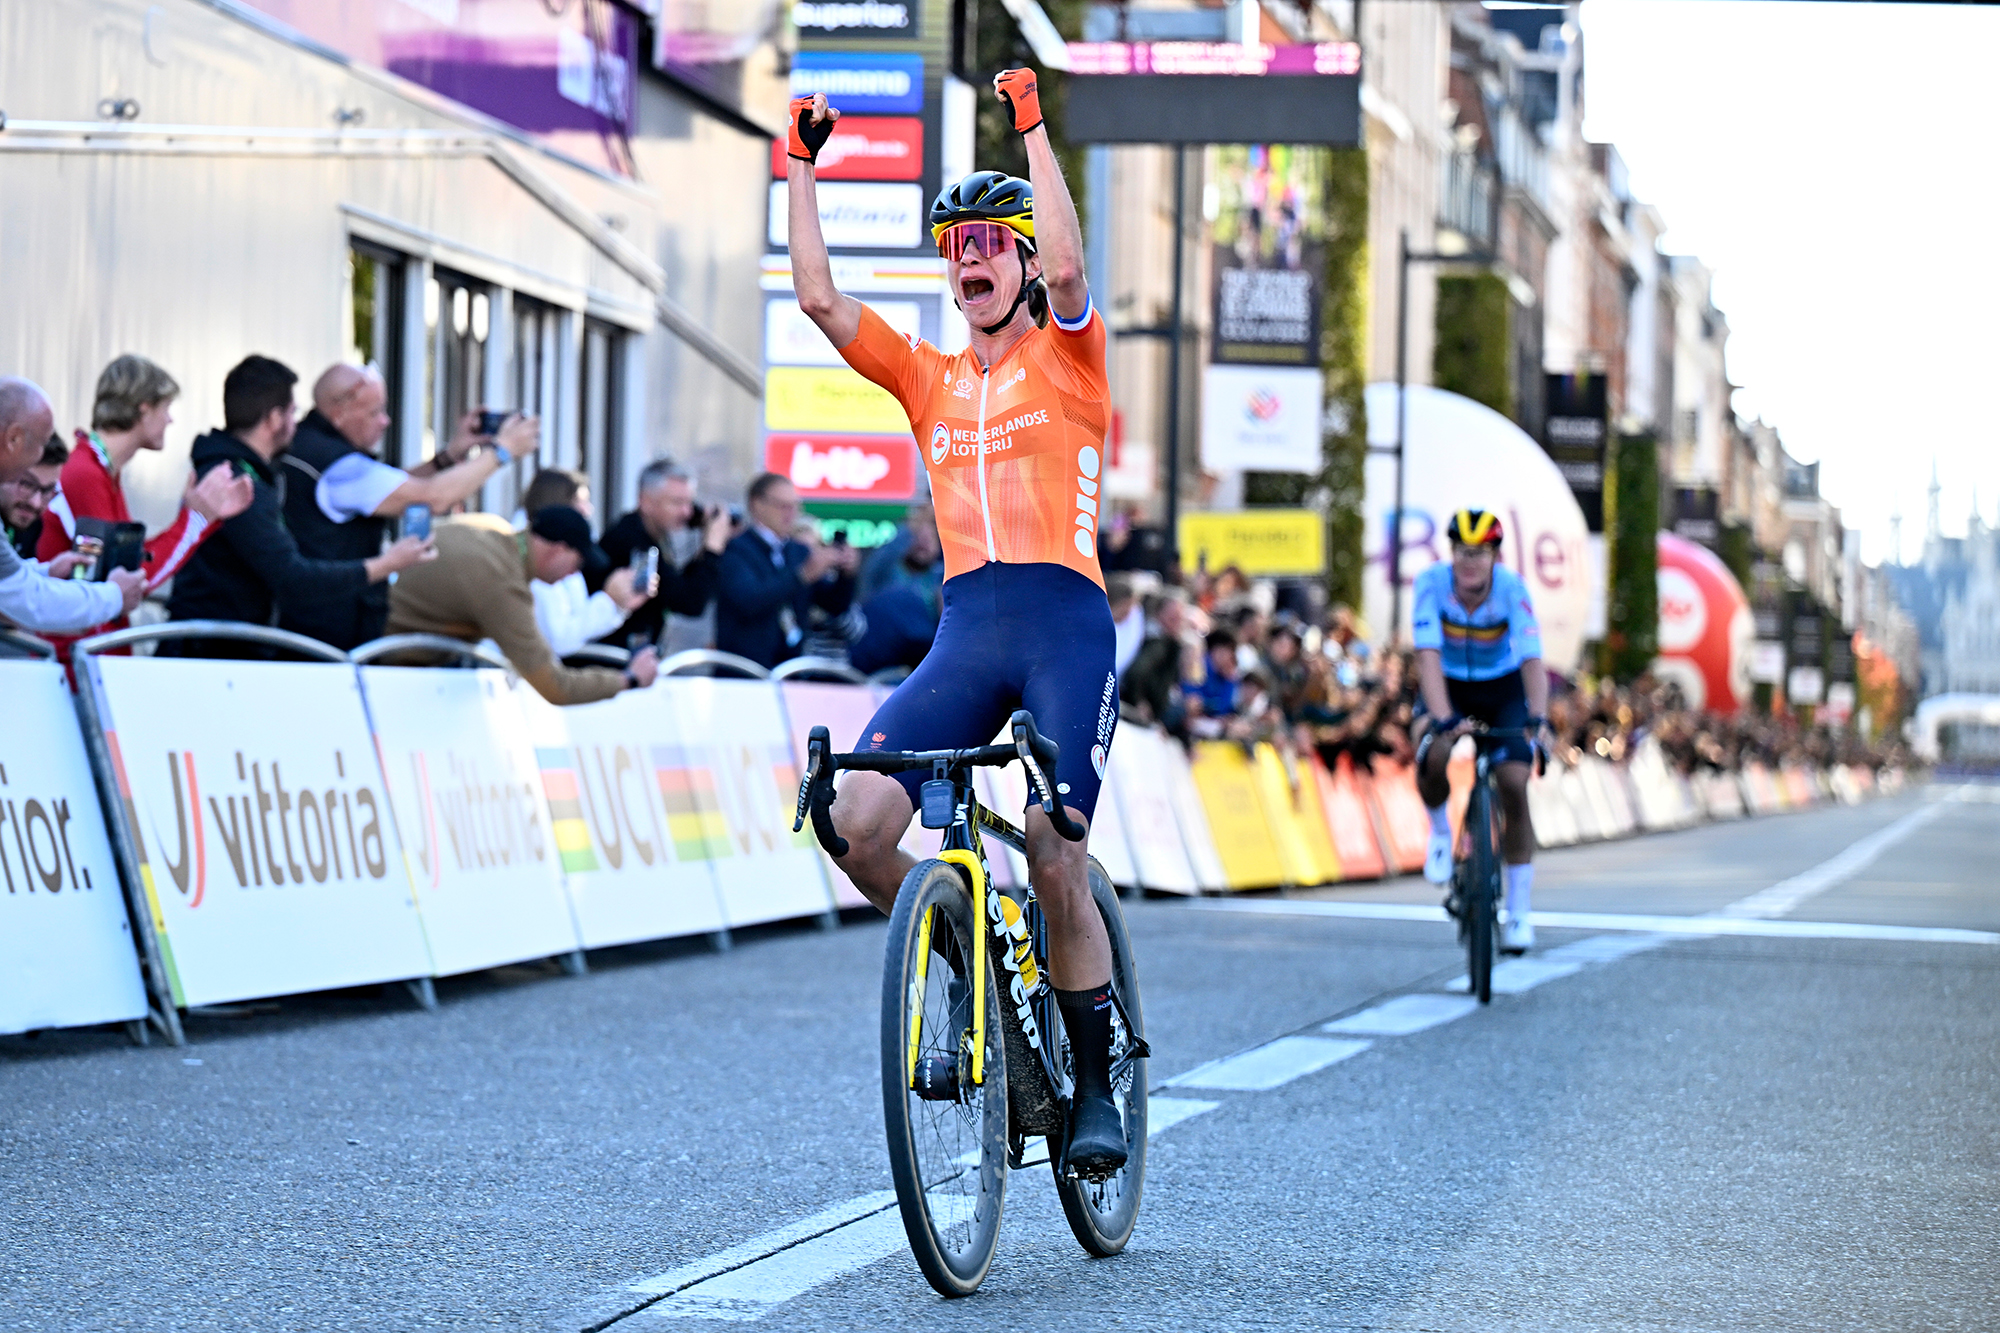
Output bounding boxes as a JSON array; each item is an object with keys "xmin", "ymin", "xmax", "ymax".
[
  {"xmin": 1187, "ymin": 741, "xmax": 1286, "ymax": 889},
  {"xmin": 1178, "ymin": 509, "xmax": 1325, "ymax": 577},
  {"xmin": 765, "ymin": 367, "xmax": 910, "ymax": 435}
]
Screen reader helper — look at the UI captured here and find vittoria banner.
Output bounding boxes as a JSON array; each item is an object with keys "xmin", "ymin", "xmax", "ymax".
[{"xmin": 88, "ymin": 658, "xmax": 431, "ymax": 1008}]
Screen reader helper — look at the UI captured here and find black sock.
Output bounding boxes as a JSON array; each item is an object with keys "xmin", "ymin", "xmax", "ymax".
[{"xmin": 1055, "ymin": 983, "xmax": 1115, "ymax": 1101}]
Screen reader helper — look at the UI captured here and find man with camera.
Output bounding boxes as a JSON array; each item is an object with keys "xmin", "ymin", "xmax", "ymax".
[
  {"xmin": 596, "ymin": 457, "xmax": 735, "ymax": 650},
  {"xmin": 279, "ymin": 362, "xmax": 529, "ymax": 649}
]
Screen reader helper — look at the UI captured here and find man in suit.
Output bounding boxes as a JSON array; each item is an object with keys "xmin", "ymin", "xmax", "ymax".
[{"xmin": 714, "ymin": 472, "xmax": 856, "ymax": 668}]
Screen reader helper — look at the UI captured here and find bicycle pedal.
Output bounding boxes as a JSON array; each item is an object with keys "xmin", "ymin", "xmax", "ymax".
[{"xmin": 911, "ymin": 1054, "xmax": 961, "ymax": 1102}]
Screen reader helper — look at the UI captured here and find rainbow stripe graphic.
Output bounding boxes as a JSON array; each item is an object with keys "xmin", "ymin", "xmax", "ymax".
[
  {"xmin": 651, "ymin": 745, "xmax": 731, "ymax": 860},
  {"xmin": 106, "ymin": 729, "xmax": 187, "ymax": 1005},
  {"xmin": 534, "ymin": 747, "xmax": 601, "ymax": 874},
  {"xmin": 1440, "ymin": 618, "xmax": 1510, "ymax": 644}
]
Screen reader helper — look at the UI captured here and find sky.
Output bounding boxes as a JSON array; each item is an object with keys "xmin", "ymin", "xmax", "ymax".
[{"xmin": 1577, "ymin": 0, "xmax": 2000, "ymax": 565}]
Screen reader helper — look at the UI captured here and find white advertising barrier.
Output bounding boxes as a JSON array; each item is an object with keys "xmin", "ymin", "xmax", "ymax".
[
  {"xmin": 1525, "ymin": 770, "xmax": 1577, "ymax": 849},
  {"xmin": 515, "ymin": 686, "xmax": 729, "ymax": 949},
  {"xmin": 1159, "ymin": 735, "xmax": 1229, "ymax": 891},
  {"xmin": 1082, "ymin": 740, "xmax": 1140, "ymax": 889},
  {"xmin": 776, "ymin": 680, "xmax": 881, "ymax": 910},
  {"xmin": 968, "ymin": 735, "xmax": 1141, "ymax": 891},
  {"xmin": 88, "ymin": 657, "xmax": 432, "ymax": 1008},
  {"xmin": 0, "ymin": 661, "xmax": 148, "ymax": 1034},
  {"xmin": 360, "ymin": 668, "xmax": 583, "ymax": 976},
  {"xmin": 1553, "ymin": 765, "xmax": 1605, "ymax": 842},
  {"xmin": 668, "ymin": 679, "xmax": 835, "ymax": 929},
  {"xmin": 1104, "ymin": 726, "xmax": 1199, "ymax": 894}
]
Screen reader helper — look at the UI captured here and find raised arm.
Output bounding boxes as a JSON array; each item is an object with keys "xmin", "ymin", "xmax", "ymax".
[
  {"xmin": 995, "ymin": 69, "xmax": 1087, "ymax": 322},
  {"xmin": 787, "ymin": 94, "xmax": 864, "ymax": 349}
]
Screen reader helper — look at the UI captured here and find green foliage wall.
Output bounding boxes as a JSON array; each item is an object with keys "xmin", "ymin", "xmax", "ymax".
[
  {"xmin": 1243, "ymin": 147, "xmax": 1369, "ymax": 609},
  {"xmin": 1432, "ymin": 273, "xmax": 1513, "ymax": 419},
  {"xmin": 1604, "ymin": 432, "xmax": 1661, "ymax": 681}
]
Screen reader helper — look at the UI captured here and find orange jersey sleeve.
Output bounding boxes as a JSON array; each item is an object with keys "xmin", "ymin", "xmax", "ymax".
[{"xmin": 837, "ymin": 304, "xmax": 940, "ymax": 420}]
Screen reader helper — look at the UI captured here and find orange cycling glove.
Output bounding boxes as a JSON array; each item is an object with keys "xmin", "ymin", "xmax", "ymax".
[
  {"xmin": 993, "ymin": 68, "xmax": 1042, "ymax": 134},
  {"xmin": 788, "ymin": 95, "xmax": 837, "ymax": 163}
]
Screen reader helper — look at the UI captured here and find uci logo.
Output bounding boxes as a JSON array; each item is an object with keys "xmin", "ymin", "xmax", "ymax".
[{"xmin": 930, "ymin": 422, "xmax": 950, "ymax": 465}]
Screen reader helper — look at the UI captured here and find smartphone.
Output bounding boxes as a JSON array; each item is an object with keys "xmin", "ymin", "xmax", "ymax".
[
  {"xmin": 475, "ymin": 409, "xmax": 511, "ymax": 436},
  {"xmin": 630, "ymin": 545, "xmax": 659, "ymax": 588},
  {"xmin": 830, "ymin": 530, "xmax": 849, "ymax": 547},
  {"xmin": 401, "ymin": 504, "xmax": 433, "ymax": 542}
]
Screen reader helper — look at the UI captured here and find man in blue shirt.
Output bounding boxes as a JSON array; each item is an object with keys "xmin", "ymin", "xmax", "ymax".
[{"xmin": 1409, "ymin": 508, "xmax": 1552, "ymax": 953}]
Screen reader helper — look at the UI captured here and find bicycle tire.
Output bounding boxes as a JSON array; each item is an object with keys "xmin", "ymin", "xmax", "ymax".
[
  {"xmin": 1054, "ymin": 858, "xmax": 1149, "ymax": 1257},
  {"xmin": 1465, "ymin": 779, "xmax": 1497, "ymax": 1005},
  {"xmin": 881, "ymin": 859, "xmax": 1009, "ymax": 1298}
]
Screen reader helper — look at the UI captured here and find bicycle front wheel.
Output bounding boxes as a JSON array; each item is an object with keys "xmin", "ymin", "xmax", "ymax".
[
  {"xmin": 1054, "ymin": 858, "xmax": 1148, "ymax": 1257},
  {"xmin": 1465, "ymin": 780, "xmax": 1498, "ymax": 1005},
  {"xmin": 881, "ymin": 859, "xmax": 1008, "ymax": 1298}
]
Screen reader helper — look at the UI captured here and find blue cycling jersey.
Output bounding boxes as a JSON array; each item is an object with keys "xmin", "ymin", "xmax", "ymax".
[{"xmin": 1409, "ymin": 562, "xmax": 1543, "ymax": 681}]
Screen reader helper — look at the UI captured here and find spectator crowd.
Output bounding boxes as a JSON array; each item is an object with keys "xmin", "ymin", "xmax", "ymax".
[{"xmin": 0, "ymin": 353, "xmax": 1912, "ymax": 766}]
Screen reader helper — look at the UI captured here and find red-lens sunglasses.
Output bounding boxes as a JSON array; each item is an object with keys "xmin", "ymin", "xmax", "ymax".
[{"xmin": 938, "ymin": 221, "xmax": 1019, "ymax": 263}]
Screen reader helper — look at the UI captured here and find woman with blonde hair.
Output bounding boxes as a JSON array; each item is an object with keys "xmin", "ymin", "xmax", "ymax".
[{"xmin": 37, "ymin": 353, "xmax": 252, "ymax": 653}]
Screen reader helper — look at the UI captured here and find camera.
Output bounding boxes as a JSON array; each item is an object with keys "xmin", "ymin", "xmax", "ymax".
[{"xmin": 475, "ymin": 409, "xmax": 511, "ymax": 436}]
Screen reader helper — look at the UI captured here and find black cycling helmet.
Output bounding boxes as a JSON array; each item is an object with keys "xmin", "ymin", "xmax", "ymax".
[
  {"xmin": 930, "ymin": 171, "xmax": 1047, "ymax": 335},
  {"xmin": 928, "ymin": 170, "xmax": 1037, "ymax": 250}
]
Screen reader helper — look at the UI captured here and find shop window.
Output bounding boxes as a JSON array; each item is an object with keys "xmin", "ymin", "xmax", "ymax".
[
  {"xmin": 579, "ymin": 318, "xmax": 626, "ymax": 517},
  {"xmin": 425, "ymin": 268, "xmax": 490, "ymax": 464},
  {"xmin": 345, "ymin": 241, "xmax": 406, "ymax": 466}
]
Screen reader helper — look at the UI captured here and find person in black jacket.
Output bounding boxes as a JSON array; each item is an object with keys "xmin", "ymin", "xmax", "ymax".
[
  {"xmin": 597, "ymin": 457, "xmax": 734, "ymax": 649},
  {"xmin": 165, "ymin": 356, "xmax": 432, "ymax": 657},
  {"xmin": 714, "ymin": 473, "xmax": 856, "ymax": 668},
  {"xmin": 277, "ymin": 362, "xmax": 524, "ymax": 649}
]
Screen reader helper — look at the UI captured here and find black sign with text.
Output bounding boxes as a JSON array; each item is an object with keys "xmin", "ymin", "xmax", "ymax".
[
  {"xmin": 1543, "ymin": 372, "xmax": 1607, "ymax": 532},
  {"xmin": 1672, "ymin": 487, "xmax": 1720, "ymax": 549}
]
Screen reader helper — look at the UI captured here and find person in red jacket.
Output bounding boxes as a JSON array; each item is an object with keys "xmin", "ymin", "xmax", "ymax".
[{"xmin": 38, "ymin": 354, "xmax": 252, "ymax": 654}]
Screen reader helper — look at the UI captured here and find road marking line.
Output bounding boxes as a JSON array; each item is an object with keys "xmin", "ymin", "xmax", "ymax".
[
  {"xmin": 1324, "ymin": 993, "xmax": 1480, "ymax": 1035},
  {"xmin": 645, "ymin": 1207, "xmax": 914, "ymax": 1321},
  {"xmin": 1539, "ymin": 932, "xmax": 1672, "ymax": 964},
  {"xmin": 1446, "ymin": 956, "xmax": 1582, "ymax": 995},
  {"xmin": 1165, "ymin": 1035, "xmax": 1372, "ymax": 1091},
  {"xmin": 624, "ymin": 1191, "xmax": 900, "ymax": 1298},
  {"xmin": 1719, "ymin": 802, "xmax": 1948, "ymax": 918},
  {"xmin": 1148, "ymin": 1095, "xmax": 1222, "ymax": 1133},
  {"xmin": 1181, "ymin": 899, "xmax": 1998, "ymax": 945}
]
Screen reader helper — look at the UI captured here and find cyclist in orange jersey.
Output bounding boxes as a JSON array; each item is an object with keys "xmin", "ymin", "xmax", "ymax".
[{"xmin": 788, "ymin": 72, "xmax": 1130, "ymax": 1173}]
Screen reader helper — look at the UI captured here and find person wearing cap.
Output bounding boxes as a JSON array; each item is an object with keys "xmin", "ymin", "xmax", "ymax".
[{"xmin": 384, "ymin": 506, "xmax": 659, "ymax": 704}]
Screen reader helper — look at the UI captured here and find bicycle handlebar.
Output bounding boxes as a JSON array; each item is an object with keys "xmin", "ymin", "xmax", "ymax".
[
  {"xmin": 791, "ymin": 709, "xmax": 1087, "ymax": 857},
  {"xmin": 1457, "ymin": 723, "xmax": 1549, "ymax": 777}
]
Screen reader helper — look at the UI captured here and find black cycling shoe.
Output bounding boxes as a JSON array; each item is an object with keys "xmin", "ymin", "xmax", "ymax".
[{"xmin": 1065, "ymin": 1092, "xmax": 1129, "ymax": 1177}]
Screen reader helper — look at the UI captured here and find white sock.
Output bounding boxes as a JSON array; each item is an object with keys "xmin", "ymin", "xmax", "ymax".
[
  {"xmin": 1427, "ymin": 804, "xmax": 1450, "ymax": 838},
  {"xmin": 1504, "ymin": 863, "xmax": 1534, "ymax": 919}
]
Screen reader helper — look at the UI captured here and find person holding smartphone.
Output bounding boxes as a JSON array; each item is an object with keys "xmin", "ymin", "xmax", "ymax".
[
  {"xmin": 277, "ymin": 362, "xmax": 534, "ymax": 649},
  {"xmin": 596, "ymin": 457, "xmax": 735, "ymax": 650}
]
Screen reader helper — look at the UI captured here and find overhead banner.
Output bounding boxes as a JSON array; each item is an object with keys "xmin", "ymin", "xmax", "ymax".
[
  {"xmin": 1543, "ymin": 372, "xmax": 1608, "ymax": 533},
  {"xmin": 88, "ymin": 658, "xmax": 432, "ymax": 1009},
  {"xmin": 669, "ymin": 679, "xmax": 835, "ymax": 928},
  {"xmin": 0, "ymin": 661, "xmax": 148, "ymax": 1035},
  {"xmin": 361, "ymin": 668, "xmax": 583, "ymax": 976},
  {"xmin": 516, "ymin": 688, "xmax": 728, "ymax": 951},
  {"xmin": 1207, "ymin": 145, "xmax": 1324, "ymax": 367}
]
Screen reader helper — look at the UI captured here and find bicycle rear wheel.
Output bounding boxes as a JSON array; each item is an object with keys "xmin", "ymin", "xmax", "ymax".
[
  {"xmin": 881, "ymin": 859, "xmax": 1008, "ymax": 1298},
  {"xmin": 1465, "ymin": 780, "xmax": 1498, "ymax": 1005},
  {"xmin": 1054, "ymin": 858, "xmax": 1149, "ymax": 1256}
]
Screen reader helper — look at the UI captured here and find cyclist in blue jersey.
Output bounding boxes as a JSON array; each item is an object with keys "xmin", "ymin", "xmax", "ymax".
[{"xmin": 1409, "ymin": 509, "xmax": 1552, "ymax": 954}]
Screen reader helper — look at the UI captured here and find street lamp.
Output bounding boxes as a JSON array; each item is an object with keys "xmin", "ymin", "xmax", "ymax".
[{"xmin": 1375, "ymin": 227, "xmax": 1496, "ymax": 644}]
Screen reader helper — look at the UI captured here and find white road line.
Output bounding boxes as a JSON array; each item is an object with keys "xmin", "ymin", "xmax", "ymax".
[
  {"xmin": 625, "ymin": 1191, "xmax": 900, "ymax": 1298},
  {"xmin": 1165, "ymin": 1035, "xmax": 1372, "ymax": 1091},
  {"xmin": 630, "ymin": 1092, "xmax": 1220, "ymax": 1323},
  {"xmin": 1181, "ymin": 899, "xmax": 1997, "ymax": 945},
  {"xmin": 645, "ymin": 1208, "xmax": 914, "ymax": 1321},
  {"xmin": 1446, "ymin": 956, "xmax": 1582, "ymax": 996},
  {"xmin": 1719, "ymin": 802, "xmax": 1947, "ymax": 918},
  {"xmin": 1324, "ymin": 993, "xmax": 1480, "ymax": 1036},
  {"xmin": 1539, "ymin": 932, "xmax": 1673, "ymax": 964}
]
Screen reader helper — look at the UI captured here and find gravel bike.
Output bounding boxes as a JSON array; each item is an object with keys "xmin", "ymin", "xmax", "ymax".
[
  {"xmin": 1442, "ymin": 725, "xmax": 1543, "ymax": 1005},
  {"xmin": 794, "ymin": 709, "xmax": 1149, "ymax": 1297}
]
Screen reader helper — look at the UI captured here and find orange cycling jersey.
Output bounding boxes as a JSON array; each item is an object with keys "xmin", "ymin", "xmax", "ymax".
[{"xmin": 839, "ymin": 297, "xmax": 1109, "ymax": 589}]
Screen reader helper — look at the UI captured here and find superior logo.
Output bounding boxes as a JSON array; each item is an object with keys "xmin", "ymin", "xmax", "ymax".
[{"xmin": 793, "ymin": 1, "xmax": 912, "ymax": 31}]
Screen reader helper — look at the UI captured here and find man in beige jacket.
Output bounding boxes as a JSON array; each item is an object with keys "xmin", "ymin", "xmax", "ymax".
[{"xmin": 388, "ymin": 507, "xmax": 659, "ymax": 705}]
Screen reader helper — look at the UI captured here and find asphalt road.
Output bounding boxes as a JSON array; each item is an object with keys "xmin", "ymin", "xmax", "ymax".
[{"xmin": 4, "ymin": 785, "xmax": 1996, "ymax": 1332}]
